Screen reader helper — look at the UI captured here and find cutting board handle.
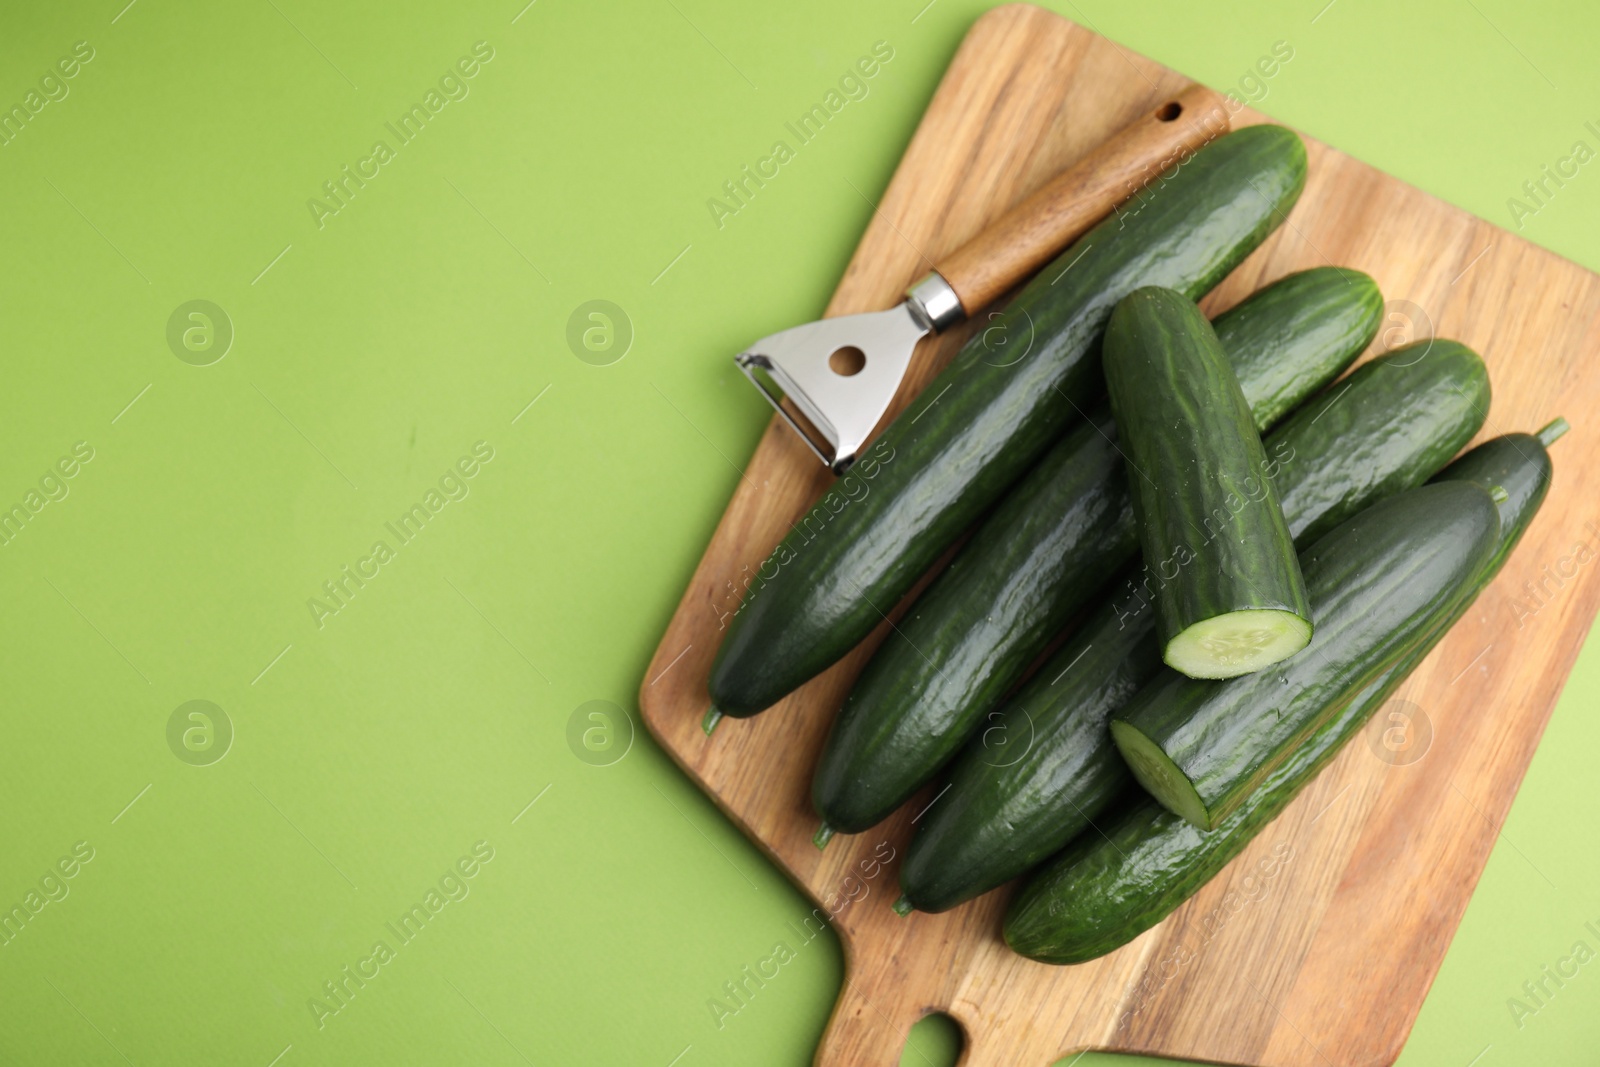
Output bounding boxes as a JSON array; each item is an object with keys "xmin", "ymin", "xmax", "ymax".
[
  {"xmin": 934, "ymin": 82, "xmax": 1229, "ymax": 315},
  {"xmin": 813, "ymin": 980, "xmax": 911, "ymax": 1067},
  {"xmin": 813, "ymin": 980, "xmax": 1035, "ymax": 1067}
]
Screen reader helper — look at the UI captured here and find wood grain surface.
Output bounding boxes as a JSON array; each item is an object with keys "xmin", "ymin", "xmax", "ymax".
[
  {"xmin": 935, "ymin": 81, "xmax": 1229, "ymax": 314},
  {"xmin": 637, "ymin": 6, "xmax": 1600, "ymax": 1065}
]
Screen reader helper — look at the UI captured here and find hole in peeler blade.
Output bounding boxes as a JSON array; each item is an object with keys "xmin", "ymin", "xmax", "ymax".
[
  {"xmin": 828, "ymin": 346, "xmax": 866, "ymax": 377},
  {"xmin": 1156, "ymin": 101, "xmax": 1182, "ymax": 121}
]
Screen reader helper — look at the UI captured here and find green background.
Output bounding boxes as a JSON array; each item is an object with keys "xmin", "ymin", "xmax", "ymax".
[{"xmin": 0, "ymin": 0, "xmax": 1596, "ymax": 1064}]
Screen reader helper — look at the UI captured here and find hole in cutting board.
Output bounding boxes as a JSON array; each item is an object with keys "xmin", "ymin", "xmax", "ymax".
[
  {"xmin": 900, "ymin": 1012, "xmax": 962, "ymax": 1066},
  {"xmin": 1156, "ymin": 101, "xmax": 1183, "ymax": 121},
  {"xmin": 829, "ymin": 346, "xmax": 867, "ymax": 376}
]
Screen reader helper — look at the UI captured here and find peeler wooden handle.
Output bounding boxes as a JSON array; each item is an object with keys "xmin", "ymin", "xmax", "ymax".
[
  {"xmin": 737, "ymin": 83, "xmax": 1231, "ymax": 474},
  {"xmin": 930, "ymin": 83, "xmax": 1230, "ymax": 316}
]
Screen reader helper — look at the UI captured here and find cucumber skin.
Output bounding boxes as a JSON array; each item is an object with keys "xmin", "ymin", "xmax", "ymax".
[
  {"xmin": 707, "ymin": 126, "xmax": 1308, "ymax": 718},
  {"xmin": 899, "ymin": 343, "xmax": 1487, "ymax": 912},
  {"xmin": 1112, "ymin": 481, "xmax": 1500, "ymax": 831},
  {"xmin": 899, "ymin": 596, "xmax": 1159, "ymax": 911},
  {"xmin": 813, "ymin": 269, "xmax": 1379, "ymax": 837},
  {"xmin": 1433, "ymin": 433, "xmax": 1553, "ymax": 575},
  {"xmin": 1003, "ymin": 434, "xmax": 1553, "ymax": 964},
  {"xmin": 810, "ymin": 408, "xmax": 1134, "ymax": 831},
  {"xmin": 1211, "ymin": 268, "xmax": 1385, "ymax": 431},
  {"xmin": 1103, "ymin": 286, "xmax": 1310, "ymax": 659},
  {"xmin": 1271, "ymin": 340, "xmax": 1492, "ymax": 547}
]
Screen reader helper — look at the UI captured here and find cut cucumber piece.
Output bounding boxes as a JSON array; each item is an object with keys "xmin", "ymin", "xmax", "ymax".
[{"xmin": 1103, "ymin": 286, "xmax": 1311, "ymax": 679}]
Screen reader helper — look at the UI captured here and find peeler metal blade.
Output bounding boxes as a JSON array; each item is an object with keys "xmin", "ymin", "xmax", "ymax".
[
  {"xmin": 736, "ymin": 303, "xmax": 930, "ymax": 475},
  {"xmin": 734, "ymin": 272, "xmax": 963, "ymax": 474}
]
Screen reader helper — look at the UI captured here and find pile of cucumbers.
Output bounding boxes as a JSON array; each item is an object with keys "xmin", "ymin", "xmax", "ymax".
[{"xmin": 705, "ymin": 124, "xmax": 1565, "ymax": 964}]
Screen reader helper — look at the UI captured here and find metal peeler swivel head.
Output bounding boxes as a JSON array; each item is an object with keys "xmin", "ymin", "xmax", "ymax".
[{"xmin": 735, "ymin": 272, "xmax": 963, "ymax": 474}]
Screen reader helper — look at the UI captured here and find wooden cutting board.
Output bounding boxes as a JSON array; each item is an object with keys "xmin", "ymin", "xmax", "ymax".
[{"xmin": 638, "ymin": 5, "xmax": 1600, "ymax": 1065}]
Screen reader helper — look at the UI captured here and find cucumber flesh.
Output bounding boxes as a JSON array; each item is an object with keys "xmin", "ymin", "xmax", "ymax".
[
  {"xmin": 1109, "ymin": 719, "xmax": 1208, "ymax": 829},
  {"xmin": 1164, "ymin": 608, "xmax": 1313, "ymax": 679}
]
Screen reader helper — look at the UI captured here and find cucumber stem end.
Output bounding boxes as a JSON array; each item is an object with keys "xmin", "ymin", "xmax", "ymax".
[
  {"xmin": 1538, "ymin": 416, "xmax": 1571, "ymax": 448},
  {"xmin": 892, "ymin": 895, "xmax": 914, "ymax": 917},
  {"xmin": 813, "ymin": 823, "xmax": 834, "ymax": 850},
  {"xmin": 701, "ymin": 707, "xmax": 724, "ymax": 736}
]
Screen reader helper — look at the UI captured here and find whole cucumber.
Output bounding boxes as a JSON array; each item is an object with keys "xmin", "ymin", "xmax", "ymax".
[
  {"xmin": 708, "ymin": 126, "xmax": 1308, "ymax": 719},
  {"xmin": 1003, "ymin": 422, "xmax": 1561, "ymax": 964},
  {"xmin": 899, "ymin": 340, "xmax": 1489, "ymax": 912},
  {"xmin": 812, "ymin": 269, "xmax": 1380, "ymax": 841}
]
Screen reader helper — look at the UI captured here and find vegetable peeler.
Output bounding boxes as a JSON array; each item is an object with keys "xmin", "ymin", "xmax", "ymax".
[{"xmin": 735, "ymin": 83, "xmax": 1228, "ymax": 473}]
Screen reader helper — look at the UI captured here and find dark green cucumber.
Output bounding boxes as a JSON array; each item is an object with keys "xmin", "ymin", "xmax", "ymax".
[
  {"xmin": 1104, "ymin": 286, "xmax": 1310, "ymax": 678},
  {"xmin": 898, "ymin": 598, "xmax": 1160, "ymax": 911},
  {"xmin": 1003, "ymin": 424, "xmax": 1560, "ymax": 964},
  {"xmin": 810, "ymin": 269, "xmax": 1380, "ymax": 839},
  {"xmin": 1272, "ymin": 339, "xmax": 1494, "ymax": 547},
  {"xmin": 1434, "ymin": 419, "xmax": 1565, "ymax": 575},
  {"xmin": 1210, "ymin": 268, "xmax": 1384, "ymax": 430},
  {"xmin": 1111, "ymin": 481, "xmax": 1500, "ymax": 831},
  {"xmin": 707, "ymin": 126, "xmax": 1308, "ymax": 719},
  {"xmin": 898, "ymin": 342, "xmax": 1488, "ymax": 912}
]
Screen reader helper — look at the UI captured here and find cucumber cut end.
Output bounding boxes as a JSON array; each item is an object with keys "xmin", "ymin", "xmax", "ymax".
[
  {"xmin": 1164, "ymin": 609, "xmax": 1312, "ymax": 679},
  {"xmin": 701, "ymin": 706, "xmax": 724, "ymax": 735},
  {"xmin": 892, "ymin": 895, "xmax": 914, "ymax": 917},
  {"xmin": 813, "ymin": 823, "xmax": 835, "ymax": 850},
  {"xmin": 1111, "ymin": 719, "xmax": 1213, "ymax": 830}
]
